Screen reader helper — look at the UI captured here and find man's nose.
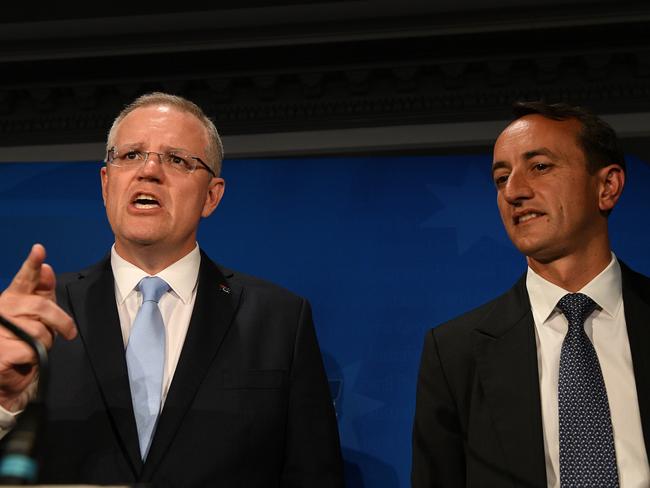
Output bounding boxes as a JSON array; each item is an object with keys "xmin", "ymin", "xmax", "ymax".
[{"xmin": 502, "ymin": 170, "xmax": 533, "ymax": 205}]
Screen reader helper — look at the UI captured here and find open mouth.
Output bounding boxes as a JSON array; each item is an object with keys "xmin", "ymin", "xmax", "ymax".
[
  {"xmin": 515, "ymin": 211, "xmax": 544, "ymax": 224},
  {"xmin": 132, "ymin": 193, "xmax": 161, "ymax": 209}
]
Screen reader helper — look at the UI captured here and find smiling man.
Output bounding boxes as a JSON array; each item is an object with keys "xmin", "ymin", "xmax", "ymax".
[
  {"xmin": 0, "ymin": 92, "xmax": 343, "ymax": 487},
  {"xmin": 412, "ymin": 101, "xmax": 650, "ymax": 487}
]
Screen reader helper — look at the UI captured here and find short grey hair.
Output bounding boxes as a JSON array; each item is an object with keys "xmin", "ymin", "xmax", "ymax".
[{"xmin": 106, "ymin": 92, "xmax": 224, "ymax": 175}]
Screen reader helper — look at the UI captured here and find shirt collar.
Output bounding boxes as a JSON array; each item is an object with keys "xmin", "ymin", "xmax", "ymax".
[
  {"xmin": 526, "ymin": 252, "xmax": 622, "ymax": 324},
  {"xmin": 110, "ymin": 244, "xmax": 201, "ymax": 305}
]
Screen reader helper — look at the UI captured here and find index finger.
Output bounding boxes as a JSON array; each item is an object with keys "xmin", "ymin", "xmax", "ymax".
[{"xmin": 7, "ymin": 244, "xmax": 47, "ymax": 295}]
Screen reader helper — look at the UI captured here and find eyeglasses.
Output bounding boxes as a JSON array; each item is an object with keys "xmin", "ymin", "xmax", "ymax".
[{"xmin": 105, "ymin": 145, "xmax": 216, "ymax": 177}]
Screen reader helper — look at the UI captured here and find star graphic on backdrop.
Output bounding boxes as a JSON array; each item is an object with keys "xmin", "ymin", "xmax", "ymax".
[
  {"xmin": 0, "ymin": 163, "xmax": 53, "ymax": 194},
  {"xmin": 421, "ymin": 161, "xmax": 511, "ymax": 253},
  {"xmin": 334, "ymin": 361, "xmax": 385, "ymax": 451},
  {"xmin": 0, "ymin": 163, "xmax": 102, "ymax": 217}
]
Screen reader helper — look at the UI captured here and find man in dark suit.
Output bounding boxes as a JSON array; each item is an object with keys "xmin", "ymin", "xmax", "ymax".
[
  {"xmin": 0, "ymin": 92, "xmax": 343, "ymax": 486},
  {"xmin": 412, "ymin": 102, "xmax": 650, "ymax": 487}
]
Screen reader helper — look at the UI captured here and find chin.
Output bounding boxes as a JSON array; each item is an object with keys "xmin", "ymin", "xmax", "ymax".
[
  {"xmin": 521, "ymin": 246, "xmax": 566, "ymax": 265},
  {"xmin": 512, "ymin": 239, "xmax": 551, "ymax": 262},
  {"xmin": 122, "ymin": 233, "xmax": 166, "ymax": 247}
]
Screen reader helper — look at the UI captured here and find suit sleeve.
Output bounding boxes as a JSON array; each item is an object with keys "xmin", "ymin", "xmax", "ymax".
[
  {"xmin": 281, "ymin": 298, "xmax": 344, "ymax": 488},
  {"xmin": 412, "ymin": 329, "xmax": 466, "ymax": 487}
]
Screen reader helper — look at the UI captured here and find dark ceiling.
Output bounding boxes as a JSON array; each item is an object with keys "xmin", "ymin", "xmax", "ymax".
[{"xmin": 1, "ymin": 1, "xmax": 650, "ymax": 147}]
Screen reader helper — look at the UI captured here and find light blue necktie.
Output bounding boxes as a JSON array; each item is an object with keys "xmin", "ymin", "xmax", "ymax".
[{"xmin": 126, "ymin": 276, "xmax": 169, "ymax": 460}]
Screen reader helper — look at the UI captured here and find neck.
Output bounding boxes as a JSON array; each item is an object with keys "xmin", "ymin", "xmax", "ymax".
[
  {"xmin": 114, "ymin": 240, "xmax": 196, "ymax": 275},
  {"xmin": 527, "ymin": 240, "xmax": 612, "ymax": 292}
]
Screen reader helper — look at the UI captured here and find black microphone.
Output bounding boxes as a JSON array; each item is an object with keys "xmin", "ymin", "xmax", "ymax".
[{"xmin": 0, "ymin": 314, "xmax": 49, "ymax": 485}]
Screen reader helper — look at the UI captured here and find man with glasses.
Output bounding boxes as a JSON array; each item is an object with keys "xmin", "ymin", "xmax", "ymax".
[{"xmin": 0, "ymin": 92, "xmax": 343, "ymax": 487}]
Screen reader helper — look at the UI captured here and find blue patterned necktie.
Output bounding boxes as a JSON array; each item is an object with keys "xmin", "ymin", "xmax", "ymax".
[
  {"xmin": 126, "ymin": 276, "xmax": 169, "ymax": 460},
  {"xmin": 557, "ymin": 293, "xmax": 619, "ymax": 487}
]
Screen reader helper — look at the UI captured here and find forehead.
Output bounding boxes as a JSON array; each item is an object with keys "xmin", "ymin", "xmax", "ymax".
[
  {"xmin": 113, "ymin": 104, "xmax": 208, "ymax": 150},
  {"xmin": 494, "ymin": 114, "xmax": 583, "ymax": 157}
]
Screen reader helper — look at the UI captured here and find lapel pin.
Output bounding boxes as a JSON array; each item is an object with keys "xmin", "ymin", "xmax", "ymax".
[{"xmin": 219, "ymin": 284, "xmax": 231, "ymax": 294}]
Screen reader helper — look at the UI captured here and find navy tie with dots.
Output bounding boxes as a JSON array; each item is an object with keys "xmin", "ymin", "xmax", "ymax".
[{"xmin": 557, "ymin": 293, "xmax": 619, "ymax": 487}]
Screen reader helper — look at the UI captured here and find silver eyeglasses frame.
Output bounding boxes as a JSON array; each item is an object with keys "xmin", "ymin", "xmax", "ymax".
[{"xmin": 105, "ymin": 146, "xmax": 217, "ymax": 177}]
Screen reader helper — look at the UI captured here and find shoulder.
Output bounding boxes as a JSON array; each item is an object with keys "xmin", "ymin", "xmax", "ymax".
[
  {"xmin": 202, "ymin": 253, "xmax": 308, "ymax": 310},
  {"xmin": 55, "ymin": 256, "xmax": 111, "ymax": 294},
  {"xmin": 56, "ymin": 260, "xmax": 110, "ymax": 286},
  {"xmin": 434, "ymin": 297, "xmax": 503, "ymax": 339},
  {"xmin": 620, "ymin": 260, "xmax": 650, "ymax": 288},
  {"xmin": 620, "ymin": 260, "xmax": 650, "ymax": 302},
  {"xmin": 428, "ymin": 275, "xmax": 529, "ymax": 347},
  {"xmin": 231, "ymin": 267, "xmax": 305, "ymax": 303},
  {"xmin": 201, "ymin": 255, "xmax": 315, "ymax": 341},
  {"xmin": 425, "ymin": 295, "xmax": 505, "ymax": 362},
  {"xmin": 417, "ymin": 276, "xmax": 529, "ymax": 386},
  {"xmin": 54, "ymin": 257, "xmax": 112, "ymax": 314}
]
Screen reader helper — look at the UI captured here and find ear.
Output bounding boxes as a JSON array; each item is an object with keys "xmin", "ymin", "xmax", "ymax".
[
  {"xmin": 100, "ymin": 166, "xmax": 108, "ymax": 207},
  {"xmin": 201, "ymin": 177, "xmax": 225, "ymax": 218},
  {"xmin": 597, "ymin": 164, "xmax": 625, "ymax": 213}
]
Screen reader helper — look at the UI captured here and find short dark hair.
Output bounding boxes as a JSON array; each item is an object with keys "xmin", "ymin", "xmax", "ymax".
[{"xmin": 512, "ymin": 101, "xmax": 626, "ymax": 174}]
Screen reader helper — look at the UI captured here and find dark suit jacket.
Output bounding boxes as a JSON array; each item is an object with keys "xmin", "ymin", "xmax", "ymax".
[
  {"xmin": 35, "ymin": 251, "xmax": 343, "ymax": 487},
  {"xmin": 412, "ymin": 262, "xmax": 650, "ymax": 487}
]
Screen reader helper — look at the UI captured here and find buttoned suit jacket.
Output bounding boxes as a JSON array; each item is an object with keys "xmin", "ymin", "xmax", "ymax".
[
  {"xmin": 412, "ymin": 261, "xmax": 650, "ymax": 487},
  {"xmin": 35, "ymin": 251, "xmax": 343, "ymax": 487}
]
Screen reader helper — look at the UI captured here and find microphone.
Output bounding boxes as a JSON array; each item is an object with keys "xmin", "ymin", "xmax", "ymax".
[{"xmin": 0, "ymin": 314, "xmax": 49, "ymax": 485}]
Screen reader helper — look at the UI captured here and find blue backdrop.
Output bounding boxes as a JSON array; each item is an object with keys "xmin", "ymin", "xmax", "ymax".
[{"xmin": 1, "ymin": 154, "xmax": 649, "ymax": 487}]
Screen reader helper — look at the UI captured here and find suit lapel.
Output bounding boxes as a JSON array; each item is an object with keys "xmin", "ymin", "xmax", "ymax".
[
  {"xmin": 65, "ymin": 258, "xmax": 143, "ymax": 476},
  {"xmin": 142, "ymin": 253, "xmax": 242, "ymax": 479},
  {"xmin": 620, "ymin": 262, "xmax": 650, "ymax": 457},
  {"xmin": 473, "ymin": 277, "xmax": 547, "ymax": 486}
]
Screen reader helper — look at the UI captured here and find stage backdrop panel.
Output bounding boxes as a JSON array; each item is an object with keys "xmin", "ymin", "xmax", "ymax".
[{"xmin": 1, "ymin": 154, "xmax": 649, "ymax": 488}]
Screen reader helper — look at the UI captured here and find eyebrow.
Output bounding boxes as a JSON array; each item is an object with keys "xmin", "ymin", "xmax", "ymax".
[
  {"xmin": 492, "ymin": 147, "xmax": 559, "ymax": 175},
  {"xmin": 491, "ymin": 160, "xmax": 509, "ymax": 175},
  {"xmin": 116, "ymin": 143, "xmax": 192, "ymax": 154},
  {"xmin": 163, "ymin": 145, "xmax": 189, "ymax": 152},
  {"xmin": 523, "ymin": 147, "xmax": 557, "ymax": 160}
]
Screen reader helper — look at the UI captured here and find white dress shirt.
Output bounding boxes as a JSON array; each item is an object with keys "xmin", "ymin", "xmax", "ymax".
[
  {"xmin": 0, "ymin": 244, "xmax": 201, "ymax": 436},
  {"xmin": 111, "ymin": 244, "xmax": 200, "ymax": 404},
  {"xmin": 527, "ymin": 254, "xmax": 650, "ymax": 488}
]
